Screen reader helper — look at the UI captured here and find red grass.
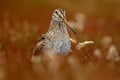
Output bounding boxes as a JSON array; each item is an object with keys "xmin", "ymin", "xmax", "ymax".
[{"xmin": 0, "ymin": 10, "xmax": 120, "ymax": 80}]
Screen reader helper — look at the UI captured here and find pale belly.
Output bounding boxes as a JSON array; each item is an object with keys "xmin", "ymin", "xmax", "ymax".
[{"xmin": 52, "ymin": 36, "xmax": 71, "ymax": 54}]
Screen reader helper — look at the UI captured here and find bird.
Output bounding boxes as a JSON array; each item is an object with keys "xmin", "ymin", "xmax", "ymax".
[{"xmin": 32, "ymin": 8, "xmax": 77, "ymax": 55}]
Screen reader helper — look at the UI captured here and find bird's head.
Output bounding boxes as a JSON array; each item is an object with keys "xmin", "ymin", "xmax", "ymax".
[
  {"xmin": 52, "ymin": 8, "xmax": 66, "ymax": 21},
  {"xmin": 52, "ymin": 8, "xmax": 77, "ymax": 34}
]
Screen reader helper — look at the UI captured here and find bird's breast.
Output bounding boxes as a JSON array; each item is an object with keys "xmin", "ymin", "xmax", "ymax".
[
  {"xmin": 47, "ymin": 23, "xmax": 71, "ymax": 54},
  {"xmin": 52, "ymin": 32, "xmax": 71, "ymax": 54}
]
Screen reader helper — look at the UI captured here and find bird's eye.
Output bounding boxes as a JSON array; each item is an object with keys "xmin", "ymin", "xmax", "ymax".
[{"xmin": 55, "ymin": 11, "xmax": 58, "ymax": 14}]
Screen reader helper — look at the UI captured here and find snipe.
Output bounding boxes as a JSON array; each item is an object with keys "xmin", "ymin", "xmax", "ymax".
[{"xmin": 33, "ymin": 8, "xmax": 76, "ymax": 55}]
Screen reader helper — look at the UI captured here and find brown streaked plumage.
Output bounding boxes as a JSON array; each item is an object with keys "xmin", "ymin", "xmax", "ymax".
[{"xmin": 33, "ymin": 8, "xmax": 76, "ymax": 55}]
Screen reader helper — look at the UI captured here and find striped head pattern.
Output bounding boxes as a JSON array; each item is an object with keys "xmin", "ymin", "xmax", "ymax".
[{"xmin": 52, "ymin": 8, "xmax": 66, "ymax": 21}]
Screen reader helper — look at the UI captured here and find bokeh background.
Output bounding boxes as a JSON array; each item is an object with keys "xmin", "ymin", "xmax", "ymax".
[{"xmin": 0, "ymin": 0, "xmax": 120, "ymax": 80}]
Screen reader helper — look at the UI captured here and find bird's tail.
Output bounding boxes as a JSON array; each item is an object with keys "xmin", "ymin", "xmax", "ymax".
[{"xmin": 32, "ymin": 41, "xmax": 43, "ymax": 56}]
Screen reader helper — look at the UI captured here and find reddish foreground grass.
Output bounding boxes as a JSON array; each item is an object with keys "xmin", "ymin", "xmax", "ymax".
[{"xmin": 0, "ymin": 12, "xmax": 120, "ymax": 80}]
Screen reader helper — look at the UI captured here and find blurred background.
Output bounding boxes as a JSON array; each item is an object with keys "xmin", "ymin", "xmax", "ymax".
[{"xmin": 0, "ymin": 0, "xmax": 120, "ymax": 80}]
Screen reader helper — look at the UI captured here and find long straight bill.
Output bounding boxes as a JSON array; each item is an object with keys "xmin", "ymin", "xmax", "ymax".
[{"xmin": 64, "ymin": 19, "xmax": 77, "ymax": 35}]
